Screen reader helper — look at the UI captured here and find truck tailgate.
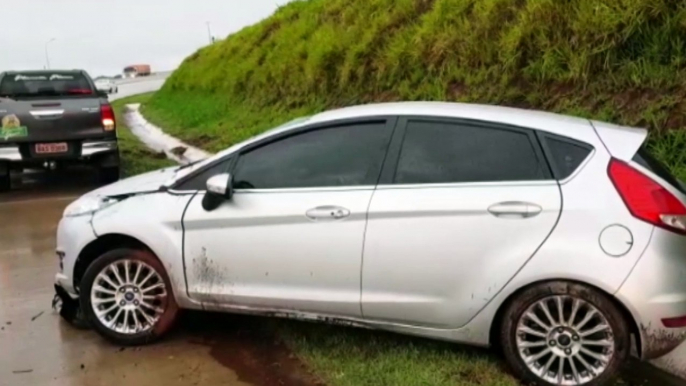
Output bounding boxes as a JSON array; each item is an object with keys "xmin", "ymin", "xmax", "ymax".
[{"xmin": 0, "ymin": 97, "xmax": 105, "ymax": 143}]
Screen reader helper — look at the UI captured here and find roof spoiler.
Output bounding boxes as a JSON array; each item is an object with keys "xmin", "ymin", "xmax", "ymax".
[{"xmin": 590, "ymin": 120, "xmax": 648, "ymax": 161}]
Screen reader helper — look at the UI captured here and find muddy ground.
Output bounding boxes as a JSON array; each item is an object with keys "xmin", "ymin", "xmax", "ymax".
[{"xmin": 0, "ymin": 169, "xmax": 684, "ymax": 386}]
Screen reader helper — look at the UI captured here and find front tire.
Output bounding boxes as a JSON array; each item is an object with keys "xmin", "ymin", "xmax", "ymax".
[
  {"xmin": 80, "ymin": 248, "xmax": 179, "ymax": 346},
  {"xmin": 500, "ymin": 281, "xmax": 630, "ymax": 386}
]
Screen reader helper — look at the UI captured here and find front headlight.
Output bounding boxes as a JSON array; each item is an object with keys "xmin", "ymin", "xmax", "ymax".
[{"xmin": 63, "ymin": 196, "xmax": 120, "ymax": 218}]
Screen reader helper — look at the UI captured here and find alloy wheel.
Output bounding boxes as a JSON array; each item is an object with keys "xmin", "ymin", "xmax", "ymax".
[
  {"xmin": 90, "ymin": 259, "xmax": 168, "ymax": 334},
  {"xmin": 515, "ymin": 295, "xmax": 615, "ymax": 385}
]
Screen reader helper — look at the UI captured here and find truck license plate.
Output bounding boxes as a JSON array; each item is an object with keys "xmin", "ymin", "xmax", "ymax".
[{"xmin": 35, "ymin": 142, "xmax": 68, "ymax": 154}]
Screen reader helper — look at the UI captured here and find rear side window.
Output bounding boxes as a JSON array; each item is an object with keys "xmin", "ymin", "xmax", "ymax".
[
  {"xmin": 633, "ymin": 147, "xmax": 686, "ymax": 195},
  {"xmin": 542, "ymin": 135, "xmax": 593, "ymax": 180},
  {"xmin": 394, "ymin": 120, "xmax": 548, "ymax": 184},
  {"xmin": 0, "ymin": 72, "xmax": 94, "ymax": 98}
]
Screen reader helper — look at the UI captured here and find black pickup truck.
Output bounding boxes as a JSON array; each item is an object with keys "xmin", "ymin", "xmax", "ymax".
[{"xmin": 0, "ymin": 70, "xmax": 119, "ymax": 191}]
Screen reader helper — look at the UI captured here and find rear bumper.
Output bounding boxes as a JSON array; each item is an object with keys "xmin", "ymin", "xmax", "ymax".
[
  {"xmin": 616, "ymin": 227, "xmax": 686, "ymax": 359},
  {"xmin": 0, "ymin": 139, "xmax": 118, "ymax": 163}
]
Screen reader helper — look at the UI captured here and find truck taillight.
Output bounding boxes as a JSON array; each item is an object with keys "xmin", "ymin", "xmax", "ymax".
[
  {"xmin": 101, "ymin": 104, "xmax": 115, "ymax": 131},
  {"xmin": 608, "ymin": 159, "xmax": 686, "ymax": 235}
]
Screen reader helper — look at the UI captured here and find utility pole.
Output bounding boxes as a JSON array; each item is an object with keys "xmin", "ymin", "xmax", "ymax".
[
  {"xmin": 45, "ymin": 38, "xmax": 56, "ymax": 69},
  {"xmin": 206, "ymin": 22, "xmax": 213, "ymax": 44}
]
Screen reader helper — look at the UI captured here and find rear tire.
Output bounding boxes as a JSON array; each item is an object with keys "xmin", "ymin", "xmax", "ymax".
[
  {"xmin": 80, "ymin": 248, "xmax": 179, "ymax": 346},
  {"xmin": 500, "ymin": 281, "xmax": 630, "ymax": 386},
  {"xmin": 99, "ymin": 166, "xmax": 120, "ymax": 184},
  {"xmin": 0, "ymin": 171, "xmax": 10, "ymax": 192}
]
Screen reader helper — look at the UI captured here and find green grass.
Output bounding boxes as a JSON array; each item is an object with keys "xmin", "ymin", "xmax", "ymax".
[
  {"xmin": 111, "ymin": 94, "xmax": 175, "ymax": 176},
  {"xmin": 276, "ymin": 322, "xmax": 519, "ymax": 386},
  {"xmin": 274, "ymin": 320, "xmax": 660, "ymax": 386}
]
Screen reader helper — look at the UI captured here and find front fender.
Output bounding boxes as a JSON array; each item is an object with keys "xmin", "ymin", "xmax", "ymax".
[{"xmin": 91, "ymin": 192, "xmax": 194, "ymax": 307}]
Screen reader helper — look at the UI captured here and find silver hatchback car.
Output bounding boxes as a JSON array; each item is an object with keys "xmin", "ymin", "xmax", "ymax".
[{"xmin": 55, "ymin": 102, "xmax": 686, "ymax": 385}]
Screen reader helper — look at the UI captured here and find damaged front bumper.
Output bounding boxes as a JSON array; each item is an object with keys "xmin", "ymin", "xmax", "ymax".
[
  {"xmin": 53, "ymin": 284, "xmax": 89, "ymax": 329},
  {"xmin": 53, "ymin": 209, "xmax": 98, "ymax": 329}
]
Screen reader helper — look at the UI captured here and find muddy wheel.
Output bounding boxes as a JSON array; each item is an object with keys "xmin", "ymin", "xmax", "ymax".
[
  {"xmin": 80, "ymin": 248, "xmax": 179, "ymax": 346},
  {"xmin": 500, "ymin": 281, "xmax": 630, "ymax": 386}
]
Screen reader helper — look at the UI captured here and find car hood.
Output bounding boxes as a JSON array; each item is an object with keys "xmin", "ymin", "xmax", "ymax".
[{"xmin": 85, "ymin": 166, "xmax": 178, "ymax": 198}]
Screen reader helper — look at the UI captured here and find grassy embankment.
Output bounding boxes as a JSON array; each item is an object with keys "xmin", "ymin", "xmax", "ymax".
[
  {"xmin": 111, "ymin": 93, "xmax": 174, "ymax": 177},
  {"xmin": 144, "ymin": 0, "xmax": 686, "ymax": 179},
  {"xmin": 133, "ymin": 0, "xmax": 686, "ymax": 384}
]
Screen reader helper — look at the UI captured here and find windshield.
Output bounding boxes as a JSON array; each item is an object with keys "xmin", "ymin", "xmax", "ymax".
[{"xmin": 0, "ymin": 72, "xmax": 95, "ymax": 98}]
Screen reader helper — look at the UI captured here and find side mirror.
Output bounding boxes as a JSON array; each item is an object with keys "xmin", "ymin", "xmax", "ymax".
[
  {"xmin": 97, "ymin": 90, "xmax": 108, "ymax": 98},
  {"xmin": 203, "ymin": 173, "xmax": 233, "ymax": 211},
  {"xmin": 206, "ymin": 173, "xmax": 233, "ymax": 198}
]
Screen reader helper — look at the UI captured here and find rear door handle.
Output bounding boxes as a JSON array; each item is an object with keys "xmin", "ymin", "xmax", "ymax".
[
  {"xmin": 488, "ymin": 201, "xmax": 542, "ymax": 219},
  {"xmin": 306, "ymin": 206, "xmax": 351, "ymax": 221}
]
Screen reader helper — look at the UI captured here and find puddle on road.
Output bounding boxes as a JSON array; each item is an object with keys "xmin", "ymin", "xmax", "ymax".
[{"xmin": 175, "ymin": 312, "xmax": 323, "ymax": 386}]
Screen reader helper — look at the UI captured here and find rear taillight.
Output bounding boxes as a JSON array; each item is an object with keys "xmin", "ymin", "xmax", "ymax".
[
  {"xmin": 67, "ymin": 88, "xmax": 93, "ymax": 94},
  {"xmin": 608, "ymin": 159, "xmax": 686, "ymax": 235},
  {"xmin": 101, "ymin": 104, "xmax": 115, "ymax": 131},
  {"xmin": 662, "ymin": 315, "xmax": 686, "ymax": 328}
]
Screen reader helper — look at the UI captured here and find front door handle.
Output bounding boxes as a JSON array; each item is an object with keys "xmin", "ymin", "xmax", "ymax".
[
  {"xmin": 488, "ymin": 201, "xmax": 542, "ymax": 219},
  {"xmin": 306, "ymin": 206, "xmax": 351, "ymax": 221}
]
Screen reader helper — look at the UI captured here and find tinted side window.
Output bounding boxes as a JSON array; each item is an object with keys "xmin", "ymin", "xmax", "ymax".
[
  {"xmin": 175, "ymin": 159, "xmax": 231, "ymax": 191},
  {"xmin": 395, "ymin": 120, "xmax": 547, "ymax": 184},
  {"xmin": 233, "ymin": 122, "xmax": 392, "ymax": 189},
  {"xmin": 543, "ymin": 136, "xmax": 592, "ymax": 179}
]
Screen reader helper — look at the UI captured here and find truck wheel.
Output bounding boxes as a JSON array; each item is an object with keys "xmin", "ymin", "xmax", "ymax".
[
  {"xmin": 0, "ymin": 170, "xmax": 10, "ymax": 192},
  {"xmin": 99, "ymin": 166, "xmax": 120, "ymax": 184}
]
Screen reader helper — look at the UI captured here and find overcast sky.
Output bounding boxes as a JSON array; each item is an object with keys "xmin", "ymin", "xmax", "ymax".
[{"xmin": 1, "ymin": 0, "xmax": 288, "ymax": 77}]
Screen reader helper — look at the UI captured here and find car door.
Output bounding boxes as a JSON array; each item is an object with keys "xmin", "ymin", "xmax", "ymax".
[
  {"xmin": 361, "ymin": 117, "xmax": 561, "ymax": 328},
  {"xmin": 182, "ymin": 118, "xmax": 396, "ymax": 317}
]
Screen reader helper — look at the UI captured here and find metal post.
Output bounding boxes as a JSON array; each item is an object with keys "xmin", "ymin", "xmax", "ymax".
[
  {"xmin": 206, "ymin": 22, "xmax": 213, "ymax": 44},
  {"xmin": 45, "ymin": 38, "xmax": 56, "ymax": 69}
]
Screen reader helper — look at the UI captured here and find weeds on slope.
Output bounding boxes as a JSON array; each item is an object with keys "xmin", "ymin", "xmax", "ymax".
[{"xmin": 147, "ymin": 0, "xmax": 686, "ymax": 178}]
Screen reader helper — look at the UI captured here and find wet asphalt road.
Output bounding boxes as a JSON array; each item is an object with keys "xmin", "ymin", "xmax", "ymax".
[{"xmin": 0, "ymin": 170, "xmax": 317, "ymax": 386}]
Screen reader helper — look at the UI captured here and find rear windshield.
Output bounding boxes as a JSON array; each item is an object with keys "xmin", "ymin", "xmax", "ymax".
[
  {"xmin": 0, "ymin": 72, "xmax": 94, "ymax": 98},
  {"xmin": 633, "ymin": 147, "xmax": 686, "ymax": 195}
]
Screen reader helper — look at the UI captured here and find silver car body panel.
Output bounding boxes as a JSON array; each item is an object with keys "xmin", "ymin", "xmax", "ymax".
[
  {"xmin": 90, "ymin": 192, "xmax": 192, "ymax": 303},
  {"xmin": 55, "ymin": 102, "xmax": 686, "ymax": 362},
  {"xmin": 182, "ymin": 188, "xmax": 374, "ymax": 317},
  {"xmin": 362, "ymin": 181, "xmax": 561, "ymax": 328}
]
